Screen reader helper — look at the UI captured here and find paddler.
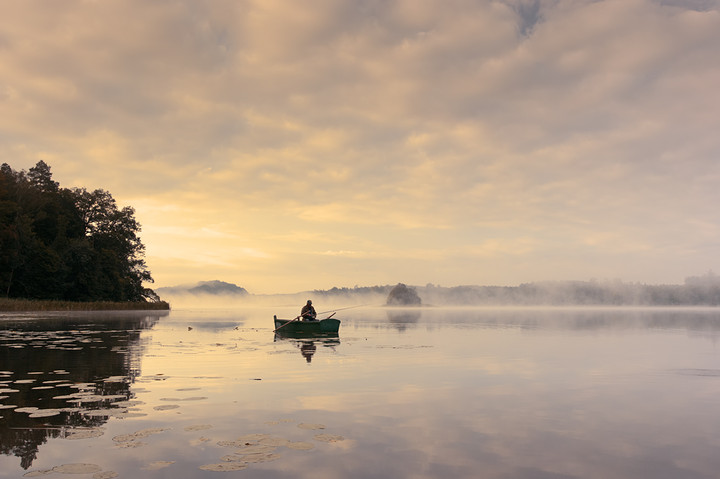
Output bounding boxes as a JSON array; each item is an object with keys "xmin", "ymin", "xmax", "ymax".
[{"xmin": 300, "ymin": 300, "xmax": 317, "ymax": 321}]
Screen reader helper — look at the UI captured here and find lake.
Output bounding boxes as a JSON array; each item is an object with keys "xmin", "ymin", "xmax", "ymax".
[{"xmin": 2, "ymin": 306, "xmax": 720, "ymax": 478}]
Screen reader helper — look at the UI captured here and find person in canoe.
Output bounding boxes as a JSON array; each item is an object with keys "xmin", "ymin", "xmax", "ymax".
[{"xmin": 301, "ymin": 300, "xmax": 317, "ymax": 321}]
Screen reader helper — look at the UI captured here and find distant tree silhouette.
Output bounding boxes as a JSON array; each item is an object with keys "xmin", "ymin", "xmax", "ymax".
[{"xmin": 386, "ymin": 283, "xmax": 422, "ymax": 306}]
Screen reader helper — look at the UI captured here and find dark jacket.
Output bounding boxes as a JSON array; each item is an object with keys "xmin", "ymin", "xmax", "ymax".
[{"xmin": 301, "ymin": 303, "xmax": 317, "ymax": 320}]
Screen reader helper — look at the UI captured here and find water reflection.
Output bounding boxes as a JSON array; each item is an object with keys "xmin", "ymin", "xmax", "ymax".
[
  {"xmin": 386, "ymin": 309, "xmax": 421, "ymax": 331},
  {"xmin": 2, "ymin": 307, "xmax": 720, "ymax": 478},
  {"xmin": 0, "ymin": 311, "xmax": 166, "ymax": 469},
  {"xmin": 274, "ymin": 334, "xmax": 340, "ymax": 363},
  {"xmin": 371, "ymin": 307, "xmax": 720, "ymax": 336}
]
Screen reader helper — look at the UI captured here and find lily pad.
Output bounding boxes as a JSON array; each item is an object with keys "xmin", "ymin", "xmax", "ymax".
[
  {"xmin": 29, "ymin": 409, "xmax": 61, "ymax": 418},
  {"xmin": 220, "ymin": 455, "xmax": 242, "ymax": 462},
  {"xmin": 115, "ymin": 412, "xmax": 147, "ymax": 418},
  {"xmin": 15, "ymin": 407, "xmax": 39, "ymax": 413},
  {"xmin": 52, "ymin": 463, "xmax": 102, "ymax": 474},
  {"xmin": 286, "ymin": 441, "xmax": 315, "ymax": 450},
  {"xmin": 160, "ymin": 396, "xmax": 207, "ymax": 401},
  {"xmin": 258, "ymin": 436, "xmax": 290, "ymax": 447},
  {"xmin": 184, "ymin": 424, "xmax": 213, "ymax": 431},
  {"xmin": 236, "ymin": 433, "xmax": 270, "ymax": 443},
  {"xmin": 154, "ymin": 404, "xmax": 179, "ymax": 411},
  {"xmin": 113, "ymin": 427, "xmax": 170, "ymax": 443},
  {"xmin": 103, "ymin": 376, "xmax": 128, "ymax": 383},
  {"xmin": 235, "ymin": 444, "xmax": 277, "ymax": 454},
  {"xmin": 136, "ymin": 427, "xmax": 171, "ymax": 437},
  {"xmin": 115, "ymin": 440, "xmax": 146, "ymax": 448},
  {"xmin": 66, "ymin": 428, "xmax": 105, "ymax": 440},
  {"xmin": 93, "ymin": 472, "xmax": 118, "ymax": 479},
  {"xmin": 84, "ymin": 408, "xmax": 129, "ymax": 417},
  {"xmin": 22, "ymin": 469, "xmax": 54, "ymax": 477},
  {"xmin": 314, "ymin": 433, "xmax": 345, "ymax": 443},
  {"xmin": 112, "ymin": 434, "xmax": 136, "ymax": 443},
  {"xmin": 217, "ymin": 440, "xmax": 244, "ymax": 448},
  {"xmin": 298, "ymin": 423, "xmax": 326, "ymax": 430},
  {"xmin": 199, "ymin": 463, "xmax": 248, "ymax": 472},
  {"xmin": 53, "ymin": 393, "xmax": 83, "ymax": 400},
  {"xmin": 236, "ymin": 453, "xmax": 281, "ymax": 464},
  {"xmin": 143, "ymin": 461, "xmax": 175, "ymax": 470}
]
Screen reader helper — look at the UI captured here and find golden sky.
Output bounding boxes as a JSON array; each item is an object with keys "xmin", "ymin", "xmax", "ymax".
[{"xmin": 2, "ymin": 0, "xmax": 719, "ymax": 293}]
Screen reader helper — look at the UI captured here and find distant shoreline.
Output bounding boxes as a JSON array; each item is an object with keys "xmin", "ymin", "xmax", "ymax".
[{"xmin": 0, "ymin": 298, "xmax": 171, "ymax": 312}]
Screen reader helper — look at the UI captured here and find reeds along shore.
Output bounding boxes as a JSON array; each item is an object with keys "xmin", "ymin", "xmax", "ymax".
[{"xmin": 0, "ymin": 298, "xmax": 171, "ymax": 312}]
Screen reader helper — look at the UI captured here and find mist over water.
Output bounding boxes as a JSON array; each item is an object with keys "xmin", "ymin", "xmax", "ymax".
[
  {"xmin": 2, "ymin": 306, "xmax": 720, "ymax": 478},
  {"xmin": 159, "ymin": 290, "xmax": 389, "ymax": 312},
  {"xmin": 157, "ymin": 274, "xmax": 720, "ymax": 310}
]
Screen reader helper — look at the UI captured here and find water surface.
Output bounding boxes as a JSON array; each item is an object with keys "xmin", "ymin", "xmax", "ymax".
[{"xmin": 2, "ymin": 307, "xmax": 720, "ymax": 478}]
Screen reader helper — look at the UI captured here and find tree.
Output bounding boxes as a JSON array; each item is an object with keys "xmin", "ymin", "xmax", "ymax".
[
  {"xmin": 27, "ymin": 160, "xmax": 59, "ymax": 193},
  {"xmin": 0, "ymin": 164, "xmax": 22, "ymax": 296},
  {"xmin": 0, "ymin": 161, "xmax": 158, "ymax": 302},
  {"xmin": 386, "ymin": 283, "xmax": 422, "ymax": 306}
]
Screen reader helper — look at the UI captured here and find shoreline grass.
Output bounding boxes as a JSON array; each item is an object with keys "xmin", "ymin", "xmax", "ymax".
[{"xmin": 0, "ymin": 298, "xmax": 171, "ymax": 312}]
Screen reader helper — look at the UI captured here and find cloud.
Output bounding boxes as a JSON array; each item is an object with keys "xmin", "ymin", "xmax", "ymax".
[{"xmin": 2, "ymin": 0, "xmax": 719, "ymax": 291}]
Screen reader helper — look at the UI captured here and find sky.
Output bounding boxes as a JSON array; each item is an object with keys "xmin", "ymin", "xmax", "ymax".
[{"xmin": 2, "ymin": 0, "xmax": 719, "ymax": 294}]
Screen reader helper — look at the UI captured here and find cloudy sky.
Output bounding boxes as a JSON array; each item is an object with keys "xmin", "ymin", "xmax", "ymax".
[{"xmin": 2, "ymin": 0, "xmax": 719, "ymax": 293}]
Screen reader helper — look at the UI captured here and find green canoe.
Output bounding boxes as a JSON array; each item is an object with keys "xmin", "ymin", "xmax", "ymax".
[{"xmin": 273, "ymin": 315, "xmax": 341, "ymax": 334}]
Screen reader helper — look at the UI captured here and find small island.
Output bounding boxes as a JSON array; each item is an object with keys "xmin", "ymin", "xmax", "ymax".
[
  {"xmin": 386, "ymin": 283, "xmax": 422, "ymax": 306},
  {"xmin": 0, "ymin": 161, "xmax": 168, "ymax": 311}
]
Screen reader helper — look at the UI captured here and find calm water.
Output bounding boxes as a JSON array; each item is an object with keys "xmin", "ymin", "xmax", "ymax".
[{"xmin": 2, "ymin": 307, "xmax": 720, "ymax": 478}]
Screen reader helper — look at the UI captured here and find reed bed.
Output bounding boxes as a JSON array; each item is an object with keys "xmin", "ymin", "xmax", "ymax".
[{"xmin": 0, "ymin": 298, "xmax": 170, "ymax": 312}]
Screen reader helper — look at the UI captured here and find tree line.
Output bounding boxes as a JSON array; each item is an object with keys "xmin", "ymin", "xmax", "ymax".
[
  {"xmin": 417, "ymin": 277, "xmax": 720, "ymax": 306},
  {"xmin": 0, "ymin": 161, "xmax": 159, "ymax": 302},
  {"xmin": 309, "ymin": 276, "xmax": 720, "ymax": 306}
]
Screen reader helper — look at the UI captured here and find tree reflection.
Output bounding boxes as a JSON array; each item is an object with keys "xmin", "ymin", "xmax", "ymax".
[
  {"xmin": 0, "ymin": 312, "xmax": 165, "ymax": 469},
  {"xmin": 386, "ymin": 309, "xmax": 421, "ymax": 331}
]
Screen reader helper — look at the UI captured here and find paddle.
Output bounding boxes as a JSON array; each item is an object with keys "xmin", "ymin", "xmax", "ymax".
[{"xmin": 273, "ymin": 314, "xmax": 303, "ymax": 333}]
